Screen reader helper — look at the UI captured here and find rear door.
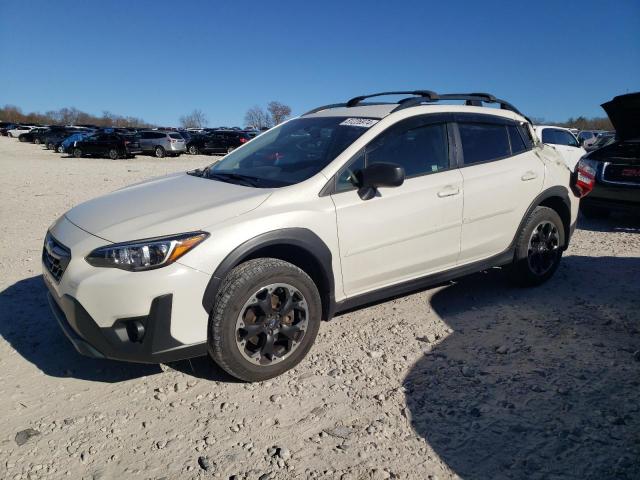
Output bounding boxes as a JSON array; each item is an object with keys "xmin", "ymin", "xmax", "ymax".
[
  {"xmin": 331, "ymin": 115, "xmax": 464, "ymax": 297},
  {"xmin": 541, "ymin": 128, "xmax": 584, "ymax": 170},
  {"xmin": 456, "ymin": 115, "xmax": 544, "ymax": 264}
]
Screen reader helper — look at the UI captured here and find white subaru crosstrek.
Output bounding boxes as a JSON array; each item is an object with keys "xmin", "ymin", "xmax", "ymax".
[{"xmin": 43, "ymin": 91, "xmax": 587, "ymax": 382}]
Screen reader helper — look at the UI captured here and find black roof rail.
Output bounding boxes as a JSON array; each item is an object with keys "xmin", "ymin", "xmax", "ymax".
[
  {"xmin": 302, "ymin": 90, "xmax": 527, "ymax": 120},
  {"xmin": 390, "ymin": 92, "xmax": 525, "ymax": 117},
  {"xmin": 346, "ymin": 90, "xmax": 438, "ymax": 107}
]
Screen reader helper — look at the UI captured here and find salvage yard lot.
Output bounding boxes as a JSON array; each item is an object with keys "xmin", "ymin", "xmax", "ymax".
[{"xmin": 0, "ymin": 136, "xmax": 638, "ymax": 479}]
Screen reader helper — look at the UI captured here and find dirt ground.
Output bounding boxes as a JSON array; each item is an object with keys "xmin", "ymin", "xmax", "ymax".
[{"xmin": 0, "ymin": 136, "xmax": 638, "ymax": 480}]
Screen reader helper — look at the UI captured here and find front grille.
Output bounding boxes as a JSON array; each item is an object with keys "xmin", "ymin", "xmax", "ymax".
[
  {"xmin": 42, "ymin": 232, "xmax": 71, "ymax": 282},
  {"xmin": 602, "ymin": 163, "xmax": 640, "ymax": 186}
]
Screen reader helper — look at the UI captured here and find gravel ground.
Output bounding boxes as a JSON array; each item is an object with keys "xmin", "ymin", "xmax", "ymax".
[{"xmin": 0, "ymin": 136, "xmax": 639, "ymax": 480}]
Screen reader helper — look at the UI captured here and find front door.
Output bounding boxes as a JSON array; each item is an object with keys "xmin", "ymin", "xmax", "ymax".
[{"xmin": 331, "ymin": 117, "xmax": 464, "ymax": 297}]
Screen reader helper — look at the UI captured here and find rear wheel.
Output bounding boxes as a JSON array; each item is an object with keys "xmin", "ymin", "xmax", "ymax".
[
  {"xmin": 47, "ymin": 142, "xmax": 54, "ymax": 150},
  {"xmin": 108, "ymin": 148, "xmax": 119, "ymax": 160},
  {"xmin": 188, "ymin": 145, "xmax": 199, "ymax": 155},
  {"xmin": 73, "ymin": 148, "xmax": 83, "ymax": 158},
  {"xmin": 226, "ymin": 146, "xmax": 235, "ymax": 154},
  {"xmin": 208, "ymin": 258, "xmax": 322, "ymax": 382},
  {"xmin": 510, "ymin": 206, "xmax": 564, "ymax": 286},
  {"xmin": 154, "ymin": 146, "xmax": 166, "ymax": 158},
  {"xmin": 56, "ymin": 145, "xmax": 64, "ymax": 153},
  {"xmin": 34, "ymin": 138, "xmax": 41, "ymax": 145}
]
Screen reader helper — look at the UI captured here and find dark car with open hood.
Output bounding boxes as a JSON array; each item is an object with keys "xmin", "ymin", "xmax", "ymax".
[{"xmin": 578, "ymin": 92, "xmax": 640, "ymax": 218}]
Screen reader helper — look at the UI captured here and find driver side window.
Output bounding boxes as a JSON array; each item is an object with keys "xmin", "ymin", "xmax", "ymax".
[{"xmin": 334, "ymin": 119, "xmax": 450, "ymax": 193}]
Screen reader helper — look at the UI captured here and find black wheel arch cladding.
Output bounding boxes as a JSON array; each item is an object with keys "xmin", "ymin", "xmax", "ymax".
[{"xmin": 202, "ymin": 228, "xmax": 335, "ymax": 320}]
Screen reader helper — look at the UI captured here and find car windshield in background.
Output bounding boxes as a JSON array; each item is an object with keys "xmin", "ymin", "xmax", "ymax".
[
  {"xmin": 169, "ymin": 133, "xmax": 183, "ymax": 139},
  {"xmin": 204, "ymin": 117, "xmax": 377, "ymax": 187}
]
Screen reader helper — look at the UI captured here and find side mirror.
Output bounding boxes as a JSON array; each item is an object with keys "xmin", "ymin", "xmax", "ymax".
[{"xmin": 355, "ymin": 162, "xmax": 405, "ymax": 200}]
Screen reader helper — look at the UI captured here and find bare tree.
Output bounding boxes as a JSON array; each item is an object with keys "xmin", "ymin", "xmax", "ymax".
[
  {"xmin": 244, "ymin": 106, "xmax": 272, "ymax": 130},
  {"xmin": 267, "ymin": 101, "xmax": 292, "ymax": 125},
  {"xmin": 179, "ymin": 109, "xmax": 207, "ymax": 129}
]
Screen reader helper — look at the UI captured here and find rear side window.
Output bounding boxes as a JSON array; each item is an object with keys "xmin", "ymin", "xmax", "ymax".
[
  {"xmin": 507, "ymin": 125, "xmax": 527, "ymax": 154},
  {"xmin": 458, "ymin": 123, "xmax": 510, "ymax": 164},
  {"xmin": 169, "ymin": 133, "xmax": 182, "ymax": 139},
  {"xmin": 542, "ymin": 128, "xmax": 579, "ymax": 147}
]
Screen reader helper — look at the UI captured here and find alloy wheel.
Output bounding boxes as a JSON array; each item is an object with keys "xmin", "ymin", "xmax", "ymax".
[
  {"xmin": 235, "ymin": 283, "xmax": 309, "ymax": 366},
  {"xmin": 527, "ymin": 221, "xmax": 560, "ymax": 276}
]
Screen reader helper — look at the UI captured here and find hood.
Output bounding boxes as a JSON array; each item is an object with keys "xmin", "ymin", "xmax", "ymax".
[
  {"xmin": 64, "ymin": 172, "xmax": 271, "ymax": 242},
  {"xmin": 601, "ymin": 92, "xmax": 640, "ymax": 141}
]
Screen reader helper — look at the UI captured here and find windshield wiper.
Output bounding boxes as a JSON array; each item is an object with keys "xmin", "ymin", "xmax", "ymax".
[{"xmin": 207, "ymin": 172, "xmax": 262, "ymax": 187}]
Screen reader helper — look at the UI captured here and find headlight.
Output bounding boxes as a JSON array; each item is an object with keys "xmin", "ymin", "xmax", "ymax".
[{"xmin": 86, "ymin": 232, "xmax": 208, "ymax": 271}]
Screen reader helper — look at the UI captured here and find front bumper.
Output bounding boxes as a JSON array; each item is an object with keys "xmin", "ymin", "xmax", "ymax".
[
  {"xmin": 43, "ymin": 216, "xmax": 211, "ymax": 363},
  {"xmin": 46, "ymin": 289, "xmax": 206, "ymax": 363}
]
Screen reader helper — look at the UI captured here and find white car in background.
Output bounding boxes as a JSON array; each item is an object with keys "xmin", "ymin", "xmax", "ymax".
[
  {"xmin": 534, "ymin": 125, "xmax": 585, "ymax": 170},
  {"xmin": 7, "ymin": 125, "xmax": 36, "ymax": 138}
]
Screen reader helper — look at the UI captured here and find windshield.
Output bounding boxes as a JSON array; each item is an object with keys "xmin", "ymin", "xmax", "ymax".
[{"xmin": 204, "ymin": 116, "xmax": 376, "ymax": 187}]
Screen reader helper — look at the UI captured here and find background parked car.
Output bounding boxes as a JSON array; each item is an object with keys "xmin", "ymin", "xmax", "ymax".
[
  {"xmin": 18, "ymin": 127, "xmax": 50, "ymax": 143},
  {"xmin": 534, "ymin": 125, "xmax": 585, "ymax": 170},
  {"xmin": 44, "ymin": 128, "xmax": 83, "ymax": 150},
  {"xmin": 9, "ymin": 125, "xmax": 36, "ymax": 138},
  {"xmin": 579, "ymin": 92, "xmax": 640, "ymax": 218},
  {"xmin": 72, "ymin": 132, "xmax": 142, "ymax": 159},
  {"xmin": 584, "ymin": 132, "xmax": 616, "ymax": 152},
  {"xmin": 59, "ymin": 132, "xmax": 92, "ymax": 153},
  {"xmin": 0, "ymin": 123, "xmax": 17, "ymax": 136},
  {"xmin": 202, "ymin": 129, "xmax": 251, "ymax": 154},
  {"xmin": 138, "ymin": 130, "xmax": 186, "ymax": 158},
  {"xmin": 576, "ymin": 130, "xmax": 604, "ymax": 146}
]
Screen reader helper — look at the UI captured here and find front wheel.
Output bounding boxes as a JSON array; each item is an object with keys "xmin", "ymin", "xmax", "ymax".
[
  {"xmin": 510, "ymin": 206, "xmax": 564, "ymax": 286},
  {"xmin": 34, "ymin": 138, "xmax": 41, "ymax": 145},
  {"xmin": 208, "ymin": 258, "xmax": 322, "ymax": 382},
  {"xmin": 188, "ymin": 145, "xmax": 199, "ymax": 155},
  {"xmin": 108, "ymin": 148, "xmax": 119, "ymax": 160},
  {"xmin": 56, "ymin": 145, "xmax": 64, "ymax": 153},
  {"xmin": 73, "ymin": 148, "xmax": 83, "ymax": 158}
]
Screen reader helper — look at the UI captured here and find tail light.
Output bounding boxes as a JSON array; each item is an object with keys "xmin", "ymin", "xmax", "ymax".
[
  {"xmin": 239, "ymin": 137, "xmax": 248, "ymax": 144},
  {"xmin": 571, "ymin": 157, "xmax": 598, "ymax": 198},
  {"xmin": 170, "ymin": 138, "xmax": 177, "ymax": 143}
]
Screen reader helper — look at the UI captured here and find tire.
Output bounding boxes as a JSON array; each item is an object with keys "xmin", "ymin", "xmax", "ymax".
[
  {"xmin": 73, "ymin": 148, "xmax": 83, "ymax": 158},
  {"xmin": 208, "ymin": 258, "xmax": 322, "ymax": 382},
  {"xmin": 56, "ymin": 145, "xmax": 64, "ymax": 153},
  {"xmin": 510, "ymin": 206, "xmax": 564, "ymax": 286},
  {"xmin": 226, "ymin": 146, "xmax": 235, "ymax": 154},
  {"xmin": 580, "ymin": 204, "xmax": 610, "ymax": 219},
  {"xmin": 154, "ymin": 146, "xmax": 166, "ymax": 158},
  {"xmin": 188, "ymin": 145, "xmax": 199, "ymax": 155},
  {"xmin": 18, "ymin": 136, "xmax": 25, "ymax": 142},
  {"xmin": 108, "ymin": 148, "xmax": 119, "ymax": 160},
  {"xmin": 34, "ymin": 138, "xmax": 41, "ymax": 145},
  {"xmin": 46, "ymin": 142, "xmax": 54, "ymax": 150}
]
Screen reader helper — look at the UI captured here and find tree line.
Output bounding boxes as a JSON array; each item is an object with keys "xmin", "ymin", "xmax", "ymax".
[
  {"xmin": 2, "ymin": 102, "xmax": 612, "ymax": 132},
  {"xmin": 0, "ymin": 104, "xmax": 152, "ymax": 128}
]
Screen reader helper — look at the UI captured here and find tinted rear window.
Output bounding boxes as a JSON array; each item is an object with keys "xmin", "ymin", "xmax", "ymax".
[
  {"xmin": 169, "ymin": 133, "xmax": 182, "ymax": 139},
  {"xmin": 459, "ymin": 123, "xmax": 511, "ymax": 164}
]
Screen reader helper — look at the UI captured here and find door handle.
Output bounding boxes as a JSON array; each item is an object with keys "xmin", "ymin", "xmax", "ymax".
[
  {"xmin": 437, "ymin": 186, "xmax": 460, "ymax": 198},
  {"xmin": 521, "ymin": 171, "xmax": 538, "ymax": 181}
]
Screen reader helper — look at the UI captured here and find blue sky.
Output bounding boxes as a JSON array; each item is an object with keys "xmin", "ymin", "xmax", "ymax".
[{"xmin": 1, "ymin": 0, "xmax": 638, "ymax": 126}]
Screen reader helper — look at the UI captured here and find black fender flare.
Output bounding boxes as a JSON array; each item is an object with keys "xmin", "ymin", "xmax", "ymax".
[
  {"xmin": 510, "ymin": 185, "xmax": 573, "ymax": 253},
  {"xmin": 201, "ymin": 228, "xmax": 336, "ymax": 319}
]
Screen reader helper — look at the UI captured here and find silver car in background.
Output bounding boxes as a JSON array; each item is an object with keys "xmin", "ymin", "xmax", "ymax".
[{"xmin": 138, "ymin": 130, "xmax": 186, "ymax": 157}]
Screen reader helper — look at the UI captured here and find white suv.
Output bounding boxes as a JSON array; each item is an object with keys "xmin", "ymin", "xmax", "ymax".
[
  {"xmin": 43, "ymin": 91, "xmax": 580, "ymax": 381},
  {"xmin": 534, "ymin": 125, "xmax": 585, "ymax": 170}
]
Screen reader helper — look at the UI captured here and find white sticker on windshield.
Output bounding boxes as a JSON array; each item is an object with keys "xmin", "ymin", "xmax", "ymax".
[{"xmin": 340, "ymin": 118, "xmax": 379, "ymax": 128}]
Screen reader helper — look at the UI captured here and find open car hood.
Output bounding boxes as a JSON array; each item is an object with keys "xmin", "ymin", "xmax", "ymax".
[{"xmin": 601, "ymin": 92, "xmax": 640, "ymax": 142}]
